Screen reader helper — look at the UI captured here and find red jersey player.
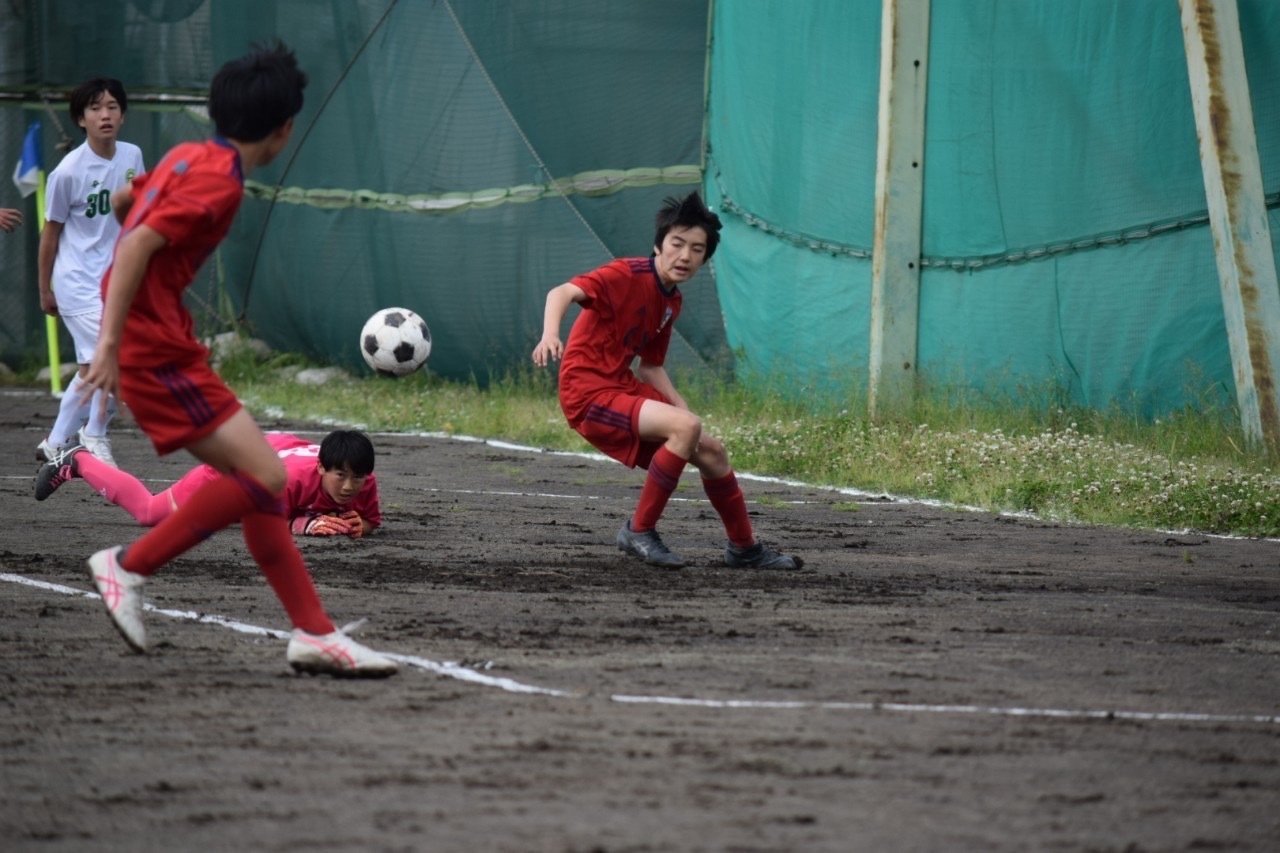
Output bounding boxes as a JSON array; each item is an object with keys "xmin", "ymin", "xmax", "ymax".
[
  {"xmin": 36, "ymin": 430, "xmax": 381, "ymax": 538},
  {"xmin": 532, "ymin": 191, "xmax": 800, "ymax": 571},
  {"xmin": 74, "ymin": 42, "xmax": 396, "ymax": 677}
]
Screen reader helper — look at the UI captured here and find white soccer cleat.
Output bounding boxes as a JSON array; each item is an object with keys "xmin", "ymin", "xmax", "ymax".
[
  {"xmin": 78, "ymin": 427, "xmax": 117, "ymax": 468},
  {"xmin": 287, "ymin": 626, "xmax": 398, "ymax": 678},
  {"xmin": 87, "ymin": 546, "xmax": 147, "ymax": 652}
]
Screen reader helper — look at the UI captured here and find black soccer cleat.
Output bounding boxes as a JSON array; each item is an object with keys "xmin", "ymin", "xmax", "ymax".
[
  {"xmin": 616, "ymin": 520, "xmax": 686, "ymax": 569},
  {"xmin": 724, "ymin": 540, "xmax": 803, "ymax": 570}
]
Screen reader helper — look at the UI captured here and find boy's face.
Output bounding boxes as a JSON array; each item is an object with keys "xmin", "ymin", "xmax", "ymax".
[
  {"xmin": 79, "ymin": 92, "xmax": 124, "ymax": 144},
  {"xmin": 653, "ymin": 225, "xmax": 709, "ymax": 287},
  {"xmin": 317, "ymin": 461, "xmax": 367, "ymax": 506}
]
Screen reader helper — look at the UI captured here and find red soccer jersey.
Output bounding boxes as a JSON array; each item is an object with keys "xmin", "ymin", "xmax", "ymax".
[
  {"xmin": 558, "ymin": 257, "xmax": 682, "ymax": 425},
  {"xmin": 168, "ymin": 432, "xmax": 382, "ymax": 528},
  {"xmin": 106, "ymin": 138, "xmax": 244, "ymax": 368}
]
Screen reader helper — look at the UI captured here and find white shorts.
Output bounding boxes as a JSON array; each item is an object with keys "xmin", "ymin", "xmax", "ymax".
[{"xmin": 60, "ymin": 309, "xmax": 102, "ymax": 365}]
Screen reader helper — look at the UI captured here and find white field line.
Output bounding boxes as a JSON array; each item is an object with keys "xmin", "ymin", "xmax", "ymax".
[
  {"xmin": 13, "ymin": 394, "xmax": 1279, "ymax": 539},
  {"xmin": 3, "ymin": 571, "xmax": 1276, "ymax": 726}
]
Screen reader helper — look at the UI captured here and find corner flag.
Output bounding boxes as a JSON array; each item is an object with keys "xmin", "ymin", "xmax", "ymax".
[{"xmin": 12, "ymin": 121, "xmax": 41, "ymax": 197}]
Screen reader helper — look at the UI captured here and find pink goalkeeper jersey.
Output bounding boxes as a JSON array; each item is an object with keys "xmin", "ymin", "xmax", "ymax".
[{"xmin": 168, "ymin": 433, "xmax": 382, "ymax": 528}]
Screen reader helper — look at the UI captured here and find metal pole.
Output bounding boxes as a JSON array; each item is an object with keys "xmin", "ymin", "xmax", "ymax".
[
  {"xmin": 1180, "ymin": 0, "xmax": 1280, "ymax": 452},
  {"xmin": 868, "ymin": 0, "xmax": 930, "ymax": 419}
]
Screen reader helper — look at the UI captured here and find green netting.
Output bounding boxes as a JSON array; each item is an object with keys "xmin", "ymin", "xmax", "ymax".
[
  {"xmin": 708, "ymin": 0, "xmax": 1280, "ymax": 416},
  {"xmin": 4, "ymin": 1, "xmax": 1280, "ymax": 417},
  {"xmin": 0, "ymin": 0, "xmax": 725, "ymax": 383}
]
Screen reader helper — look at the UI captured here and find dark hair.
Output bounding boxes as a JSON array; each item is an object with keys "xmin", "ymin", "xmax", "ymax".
[
  {"xmin": 653, "ymin": 191, "xmax": 723, "ymax": 260},
  {"xmin": 69, "ymin": 78, "xmax": 128, "ymax": 134},
  {"xmin": 208, "ymin": 40, "xmax": 308, "ymax": 142},
  {"xmin": 318, "ymin": 430, "xmax": 375, "ymax": 477}
]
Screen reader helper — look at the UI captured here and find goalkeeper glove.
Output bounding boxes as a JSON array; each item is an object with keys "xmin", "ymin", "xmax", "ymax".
[
  {"xmin": 291, "ymin": 513, "xmax": 353, "ymax": 537},
  {"xmin": 338, "ymin": 510, "xmax": 366, "ymax": 538}
]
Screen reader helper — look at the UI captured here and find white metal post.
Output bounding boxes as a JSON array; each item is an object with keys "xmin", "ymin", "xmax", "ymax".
[
  {"xmin": 1180, "ymin": 0, "xmax": 1280, "ymax": 451},
  {"xmin": 868, "ymin": 0, "xmax": 931, "ymax": 419}
]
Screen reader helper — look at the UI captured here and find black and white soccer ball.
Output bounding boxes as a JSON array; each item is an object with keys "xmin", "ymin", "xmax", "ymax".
[{"xmin": 360, "ymin": 307, "xmax": 432, "ymax": 377}]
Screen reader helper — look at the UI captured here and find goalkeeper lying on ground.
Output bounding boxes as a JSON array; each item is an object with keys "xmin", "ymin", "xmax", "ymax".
[{"xmin": 35, "ymin": 429, "xmax": 381, "ymax": 538}]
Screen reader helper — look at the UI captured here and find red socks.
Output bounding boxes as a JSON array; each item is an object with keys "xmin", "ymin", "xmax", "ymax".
[
  {"xmin": 631, "ymin": 446, "xmax": 688, "ymax": 532},
  {"xmin": 118, "ymin": 470, "xmax": 334, "ymax": 635},
  {"xmin": 633, "ymin": 449, "xmax": 757, "ymax": 548},
  {"xmin": 242, "ymin": 512, "xmax": 334, "ymax": 635},
  {"xmin": 703, "ymin": 471, "xmax": 755, "ymax": 548}
]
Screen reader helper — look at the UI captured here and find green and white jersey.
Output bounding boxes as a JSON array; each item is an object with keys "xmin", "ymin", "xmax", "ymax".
[{"xmin": 44, "ymin": 139, "xmax": 145, "ymax": 316}]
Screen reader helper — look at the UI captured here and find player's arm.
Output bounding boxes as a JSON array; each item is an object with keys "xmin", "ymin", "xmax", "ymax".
[
  {"xmin": 636, "ymin": 361, "xmax": 689, "ymax": 411},
  {"xmin": 36, "ymin": 220, "xmax": 64, "ymax": 315},
  {"xmin": 81, "ymin": 224, "xmax": 167, "ymax": 405},
  {"xmin": 532, "ymin": 282, "xmax": 586, "ymax": 367}
]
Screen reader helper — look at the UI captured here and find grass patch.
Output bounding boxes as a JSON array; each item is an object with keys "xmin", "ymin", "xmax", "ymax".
[{"xmin": 219, "ymin": 350, "xmax": 1280, "ymax": 539}]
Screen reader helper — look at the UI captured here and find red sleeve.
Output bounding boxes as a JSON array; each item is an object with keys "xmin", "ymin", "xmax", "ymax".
[{"xmin": 570, "ymin": 260, "xmax": 629, "ymax": 319}]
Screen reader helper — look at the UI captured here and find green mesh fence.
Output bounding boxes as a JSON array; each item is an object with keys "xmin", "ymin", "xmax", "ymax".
[
  {"xmin": 4, "ymin": 1, "xmax": 1280, "ymax": 418},
  {"xmin": 708, "ymin": 0, "xmax": 1280, "ymax": 417},
  {"xmin": 0, "ymin": 0, "xmax": 725, "ymax": 383}
]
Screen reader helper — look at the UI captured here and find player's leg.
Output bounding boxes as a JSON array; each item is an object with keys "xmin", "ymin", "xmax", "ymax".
[
  {"xmin": 86, "ymin": 366, "xmax": 266, "ymax": 651},
  {"xmin": 61, "ymin": 311, "xmax": 117, "ymax": 466},
  {"xmin": 585, "ymin": 394, "xmax": 693, "ymax": 568},
  {"xmin": 240, "ymin": 510, "xmax": 396, "ymax": 677},
  {"xmin": 111, "ymin": 406, "xmax": 394, "ymax": 674},
  {"xmin": 35, "ymin": 445, "xmax": 172, "ymax": 525},
  {"xmin": 40, "ymin": 369, "xmax": 91, "ymax": 460},
  {"xmin": 632, "ymin": 398, "xmax": 701, "ymax": 532},
  {"xmin": 117, "ymin": 408, "xmax": 287, "ymax": 574},
  {"xmin": 203, "ymin": 417, "xmax": 395, "ymax": 674},
  {"xmin": 689, "ymin": 433, "xmax": 801, "ymax": 570},
  {"xmin": 81, "ymin": 387, "xmax": 118, "ymax": 456}
]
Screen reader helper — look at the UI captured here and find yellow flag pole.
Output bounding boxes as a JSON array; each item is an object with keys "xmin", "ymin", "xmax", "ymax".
[{"xmin": 35, "ymin": 170, "xmax": 62, "ymax": 396}]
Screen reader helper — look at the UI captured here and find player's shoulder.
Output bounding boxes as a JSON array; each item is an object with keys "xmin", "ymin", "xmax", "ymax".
[
  {"xmin": 583, "ymin": 257, "xmax": 650, "ymax": 283},
  {"xmin": 48, "ymin": 142, "xmax": 90, "ymax": 177},
  {"xmin": 156, "ymin": 139, "xmax": 225, "ymax": 169},
  {"xmin": 117, "ymin": 140, "xmax": 146, "ymax": 163},
  {"xmin": 621, "ymin": 257, "xmax": 651, "ymax": 275}
]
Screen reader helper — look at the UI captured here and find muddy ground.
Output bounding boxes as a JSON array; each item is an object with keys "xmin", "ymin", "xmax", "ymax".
[{"xmin": 1, "ymin": 387, "xmax": 1278, "ymax": 852}]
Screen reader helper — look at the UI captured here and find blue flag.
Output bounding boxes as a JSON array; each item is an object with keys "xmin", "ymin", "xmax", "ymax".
[{"xmin": 12, "ymin": 121, "xmax": 42, "ymax": 198}]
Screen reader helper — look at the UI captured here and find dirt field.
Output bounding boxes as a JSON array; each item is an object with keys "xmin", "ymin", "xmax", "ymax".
[{"xmin": 2, "ymin": 387, "xmax": 1278, "ymax": 852}]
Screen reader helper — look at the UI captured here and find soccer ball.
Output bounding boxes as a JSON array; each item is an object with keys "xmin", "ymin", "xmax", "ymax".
[{"xmin": 360, "ymin": 307, "xmax": 432, "ymax": 377}]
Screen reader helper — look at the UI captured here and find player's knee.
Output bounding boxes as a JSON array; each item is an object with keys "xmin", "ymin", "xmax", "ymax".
[
  {"xmin": 676, "ymin": 411, "xmax": 703, "ymax": 444},
  {"xmin": 694, "ymin": 434, "xmax": 729, "ymax": 468}
]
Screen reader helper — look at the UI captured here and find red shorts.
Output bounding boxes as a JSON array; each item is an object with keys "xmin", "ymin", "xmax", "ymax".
[
  {"xmin": 568, "ymin": 384, "xmax": 668, "ymax": 469},
  {"xmin": 119, "ymin": 359, "xmax": 242, "ymax": 456}
]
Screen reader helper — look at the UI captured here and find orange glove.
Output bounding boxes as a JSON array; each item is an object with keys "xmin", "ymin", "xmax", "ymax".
[
  {"xmin": 338, "ymin": 510, "xmax": 365, "ymax": 538},
  {"xmin": 291, "ymin": 513, "xmax": 354, "ymax": 537}
]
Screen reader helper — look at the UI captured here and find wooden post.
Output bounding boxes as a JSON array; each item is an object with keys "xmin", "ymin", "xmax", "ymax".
[
  {"xmin": 868, "ymin": 0, "xmax": 930, "ymax": 419},
  {"xmin": 1180, "ymin": 0, "xmax": 1280, "ymax": 452}
]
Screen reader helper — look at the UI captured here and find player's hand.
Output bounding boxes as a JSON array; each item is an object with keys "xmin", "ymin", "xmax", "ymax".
[
  {"xmin": 294, "ymin": 514, "xmax": 354, "ymax": 537},
  {"xmin": 39, "ymin": 288, "xmax": 58, "ymax": 316},
  {"xmin": 531, "ymin": 336, "xmax": 563, "ymax": 367},
  {"xmin": 338, "ymin": 510, "xmax": 365, "ymax": 538},
  {"xmin": 0, "ymin": 208, "xmax": 21, "ymax": 232},
  {"xmin": 79, "ymin": 345, "xmax": 120, "ymax": 414}
]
